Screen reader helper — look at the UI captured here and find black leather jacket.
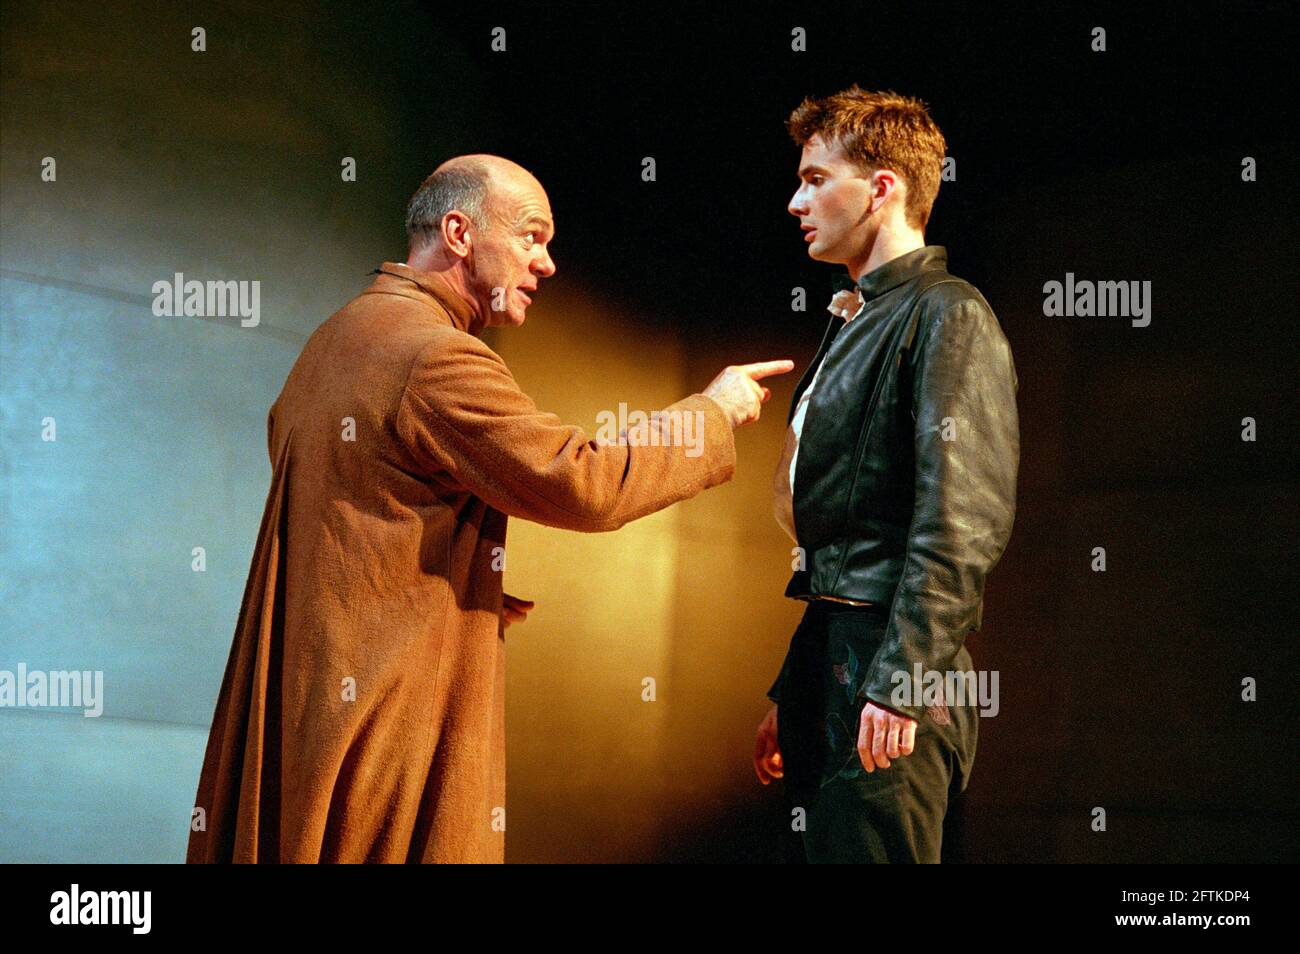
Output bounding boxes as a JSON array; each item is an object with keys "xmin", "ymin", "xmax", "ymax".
[{"xmin": 771, "ymin": 245, "xmax": 1019, "ymax": 721}]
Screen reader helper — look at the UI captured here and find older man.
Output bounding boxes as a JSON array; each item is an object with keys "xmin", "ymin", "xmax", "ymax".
[{"xmin": 187, "ymin": 154, "xmax": 791, "ymax": 863}]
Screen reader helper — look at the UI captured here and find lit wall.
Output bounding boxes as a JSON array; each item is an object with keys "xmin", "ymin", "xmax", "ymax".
[{"xmin": 486, "ymin": 286, "xmax": 804, "ymax": 862}]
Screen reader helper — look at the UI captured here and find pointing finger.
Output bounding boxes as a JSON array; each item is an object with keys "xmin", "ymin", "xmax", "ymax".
[{"xmin": 738, "ymin": 360, "xmax": 796, "ymax": 380}]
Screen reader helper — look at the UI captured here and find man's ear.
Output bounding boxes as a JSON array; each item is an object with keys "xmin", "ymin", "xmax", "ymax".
[
  {"xmin": 440, "ymin": 210, "xmax": 474, "ymax": 259},
  {"xmin": 868, "ymin": 169, "xmax": 899, "ymax": 216}
]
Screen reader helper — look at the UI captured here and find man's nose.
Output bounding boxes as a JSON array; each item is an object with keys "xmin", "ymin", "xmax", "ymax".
[
  {"xmin": 534, "ymin": 250, "xmax": 556, "ymax": 279},
  {"xmin": 788, "ymin": 189, "xmax": 808, "ymax": 216}
]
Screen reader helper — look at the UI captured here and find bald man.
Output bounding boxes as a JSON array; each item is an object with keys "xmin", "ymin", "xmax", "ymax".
[{"xmin": 186, "ymin": 155, "xmax": 791, "ymax": 864}]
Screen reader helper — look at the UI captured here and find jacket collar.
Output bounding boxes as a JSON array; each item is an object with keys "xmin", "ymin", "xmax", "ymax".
[
  {"xmin": 832, "ymin": 245, "xmax": 948, "ymax": 302},
  {"xmin": 367, "ymin": 262, "xmax": 482, "ymax": 335}
]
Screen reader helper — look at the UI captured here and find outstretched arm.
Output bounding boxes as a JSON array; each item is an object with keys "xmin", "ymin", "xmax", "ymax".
[{"xmin": 396, "ymin": 334, "xmax": 738, "ymax": 532}]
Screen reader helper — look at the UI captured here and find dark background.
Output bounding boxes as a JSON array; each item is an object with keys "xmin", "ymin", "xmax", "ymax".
[{"xmin": 431, "ymin": 1, "xmax": 1292, "ymax": 328}]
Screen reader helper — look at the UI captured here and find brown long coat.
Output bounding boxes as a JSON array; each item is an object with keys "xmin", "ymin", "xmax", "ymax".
[{"xmin": 186, "ymin": 263, "xmax": 736, "ymax": 863}]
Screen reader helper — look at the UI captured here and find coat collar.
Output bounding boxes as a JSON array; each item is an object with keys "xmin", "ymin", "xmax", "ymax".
[
  {"xmin": 833, "ymin": 245, "xmax": 948, "ymax": 302},
  {"xmin": 367, "ymin": 262, "xmax": 482, "ymax": 335}
]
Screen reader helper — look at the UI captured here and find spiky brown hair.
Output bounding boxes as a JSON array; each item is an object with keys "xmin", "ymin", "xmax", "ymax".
[{"xmin": 787, "ymin": 86, "xmax": 947, "ymax": 230}]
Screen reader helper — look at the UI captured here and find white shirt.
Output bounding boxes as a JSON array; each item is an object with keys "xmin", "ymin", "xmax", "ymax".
[{"xmin": 773, "ymin": 288, "xmax": 865, "ymax": 543}]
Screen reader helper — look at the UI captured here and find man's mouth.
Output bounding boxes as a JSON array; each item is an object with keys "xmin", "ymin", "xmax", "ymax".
[
  {"xmin": 517, "ymin": 287, "xmax": 535, "ymax": 305},
  {"xmin": 801, "ymin": 225, "xmax": 817, "ymax": 242}
]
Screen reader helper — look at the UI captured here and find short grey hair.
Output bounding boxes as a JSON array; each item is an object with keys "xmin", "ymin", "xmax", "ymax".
[{"xmin": 404, "ymin": 163, "xmax": 490, "ymax": 245}]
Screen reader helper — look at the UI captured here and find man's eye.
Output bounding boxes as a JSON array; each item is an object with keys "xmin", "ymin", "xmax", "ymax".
[
  {"xmin": 810, "ymin": 176, "xmax": 824, "ymax": 186},
  {"xmin": 524, "ymin": 232, "xmax": 537, "ymax": 246}
]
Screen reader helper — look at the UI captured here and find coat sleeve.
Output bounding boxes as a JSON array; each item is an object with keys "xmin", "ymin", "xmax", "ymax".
[
  {"xmin": 857, "ymin": 296, "xmax": 1019, "ymax": 722},
  {"xmin": 394, "ymin": 331, "xmax": 737, "ymax": 532}
]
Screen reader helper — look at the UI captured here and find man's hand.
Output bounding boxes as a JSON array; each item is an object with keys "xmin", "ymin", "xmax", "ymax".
[
  {"xmin": 857, "ymin": 701, "xmax": 917, "ymax": 772},
  {"xmin": 502, "ymin": 593, "xmax": 534, "ymax": 628},
  {"xmin": 703, "ymin": 360, "xmax": 795, "ymax": 429},
  {"xmin": 753, "ymin": 705, "xmax": 784, "ymax": 785}
]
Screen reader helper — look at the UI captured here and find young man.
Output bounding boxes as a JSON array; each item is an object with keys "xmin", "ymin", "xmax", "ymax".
[{"xmin": 753, "ymin": 88, "xmax": 1020, "ymax": 863}]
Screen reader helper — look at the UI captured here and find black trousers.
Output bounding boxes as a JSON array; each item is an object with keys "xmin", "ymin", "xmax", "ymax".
[{"xmin": 776, "ymin": 600, "xmax": 978, "ymax": 863}]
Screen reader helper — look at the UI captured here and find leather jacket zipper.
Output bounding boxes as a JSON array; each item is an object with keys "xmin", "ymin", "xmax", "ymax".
[{"xmin": 824, "ymin": 278, "xmax": 964, "ymax": 596}]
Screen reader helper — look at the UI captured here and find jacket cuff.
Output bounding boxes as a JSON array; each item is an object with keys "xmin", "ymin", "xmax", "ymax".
[
  {"xmin": 765, "ymin": 658, "xmax": 789, "ymax": 705},
  {"xmin": 766, "ymin": 635, "xmax": 798, "ymax": 704}
]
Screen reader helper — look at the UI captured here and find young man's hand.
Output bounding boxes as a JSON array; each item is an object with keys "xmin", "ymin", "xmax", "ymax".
[
  {"xmin": 857, "ymin": 701, "xmax": 917, "ymax": 771},
  {"xmin": 753, "ymin": 705, "xmax": 784, "ymax": 784}
]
